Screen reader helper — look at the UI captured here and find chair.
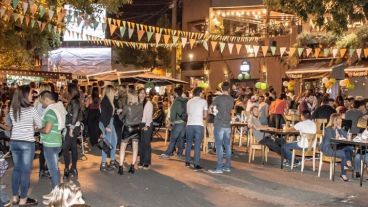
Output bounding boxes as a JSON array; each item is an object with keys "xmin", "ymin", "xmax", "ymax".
[
  {"xmin": 318, "ymin": 152, "xmax": 335, "ymax": 180},
  {"xmin": 248, "ymin": 128, "xmax": 268, "ymax": 163},
  {"xmin": 313, "ymin": 119, "xmax": 328, "ymax": 171},
  {"xmin": 203, "ymin": 122, "xmax": 214, "ymax": 153},
  {"xmin": 152, "ymin": 108, "xmax": 166, "ymax": 139},
  {"xmin": 291, "ymin": 133, "xmax": 317, "ymax": 172}
]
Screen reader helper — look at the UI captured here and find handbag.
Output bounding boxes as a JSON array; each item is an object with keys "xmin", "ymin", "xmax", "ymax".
[{"xmin": 97, "ymin": 137, "xmax": 113, "ymax": 154}]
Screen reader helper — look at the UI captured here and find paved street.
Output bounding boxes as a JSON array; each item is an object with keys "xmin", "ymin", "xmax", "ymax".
[{"xmin": 2, "ymin": 139, "xmax": 368, "ymax": 207}]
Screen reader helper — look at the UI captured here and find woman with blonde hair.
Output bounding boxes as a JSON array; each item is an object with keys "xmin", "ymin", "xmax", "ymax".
[
  {"xmin": 321, "ymin": 113, "xmax": 353, "ymax": 181},
  {"xmin": 99, "ymin": 85, "xmax": 118, "ymax": 171},
  {"xmin": 42, "ymin": 181, "xmax": 86, "ymax": 206},
  {"xmin": 118, "ymin": 88, "xmax": 144, "ymax": 174}
]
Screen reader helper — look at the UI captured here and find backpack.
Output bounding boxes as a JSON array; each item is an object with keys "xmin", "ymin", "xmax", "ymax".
[{"xmin": 176, "ymin": 100, "xmax": 188, "ymax": 122}]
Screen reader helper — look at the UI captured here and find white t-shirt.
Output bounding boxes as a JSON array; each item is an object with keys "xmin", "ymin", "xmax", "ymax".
[
  {"xmin": 187, "ymin": 97, "xmax": 208, "ymax": 126},
  {"xmin": 293, "ymin": 119, "xmax": 316, "ymax": 148}
]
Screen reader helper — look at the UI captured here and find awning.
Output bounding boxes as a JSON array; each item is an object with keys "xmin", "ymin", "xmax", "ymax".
[
  {"xmin": 285, "ymin": 61, "xmax": 368, "ymax": 78},
  {"xmin": 120, "ymin": 72, "xmax": 188, "ymax": 86}
]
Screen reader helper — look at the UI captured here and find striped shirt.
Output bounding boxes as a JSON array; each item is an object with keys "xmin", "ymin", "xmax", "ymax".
[{"xmin": 9, "ymin": 107, "xmax": 42, "ymax": 142}]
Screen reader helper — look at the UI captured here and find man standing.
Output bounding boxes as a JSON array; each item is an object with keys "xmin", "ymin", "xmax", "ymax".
[
  {"xmin": 160, "ymin": 87, "xmax": 187, "ymax": 159},
  {"xmin": 38, "ymin": 91, "xmax": 64, "ymax": 199},
  {"xmin": 312, "ymin": 96, "xmax": 336, "ymax": 121},
  {"xmin": 209, "ymin": 82, "xmax": 234, "ymax": 174},
  {"xmin": 185, "ymin": 87, "xmax": 208, "ymax": 170}
]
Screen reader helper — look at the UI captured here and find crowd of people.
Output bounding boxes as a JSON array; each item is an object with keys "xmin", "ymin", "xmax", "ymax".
[{"xmin": 1, "ymin": 80, "xmax": 368, "ymax": 206}]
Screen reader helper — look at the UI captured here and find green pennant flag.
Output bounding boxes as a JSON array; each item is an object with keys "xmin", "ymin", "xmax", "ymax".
[
  {"xmin": 146, "ymin": 31, "xmax": 154, "ymax": 42},
  {"xmin": 128, "ymin": 28, "xmax": 134, "ymax": 39},
  {"xmin": 172, "ymin": 36, "xmax": 179, "ymax": 44},
  {"xmin": 349, "ymin": 48, "xmax": 355, "ymax": 57},
  {"xmin": 323, "ymin": 48, "xmax": 330, "ymax": 57},
  {"xmin": 12, "ymin": 0, "xmax": 19, "ymax": 9},
  {"xmin": 39, "ymin": 5, "xmax": 45, "ymax": 18},
  {"xmin": 119, "ymin": 27, "xmax": 126, "ymax": 38},
  {"xmin": 219, "ymin": 42, "xmax": 226, "ymax": 53},
  {"xmin": 297, "ymin": 48, "xmax": 304, "ymax": 57},
  {"xmin": 30, "ymin": 19, "xmax": 35, "ymax": 28},
  {"xmin": 101, "ymin": 23, "xmax": 107, "ymax": 32},
  {"xmin": 270, "ymin": 46, "xmax": 276, "ymax": 56}
]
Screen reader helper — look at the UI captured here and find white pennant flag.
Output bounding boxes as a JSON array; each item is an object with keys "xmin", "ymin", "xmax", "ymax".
[
  {"xmin": 253, "ymin": 45, "xmax": 260, "ymax": 57},
  {"xmin": 181, "ymin": 37, "xmax": 187, "ymax": 48},
  {"xmin": 22, "ymin": 1, "xmax": 28, "ymax": 14},
  {"xmin": 332, "ymin": 48, "xmax": 338, "ymax": 58},
  {"xmin": 227, "ymin": 43, "xmax": 234, "ymax": 54},
  {"xmin": 280, "ymin": 47, "xmax": 287, "ymax": 58},
  {"xmin": 357, "ymin": 48, "xmax": 362, "ymax": 59},
  {"xmin": 202, "ymin": 41, "xmax": 208, "ymax": 51},
  {"xmin": 235, "ymin": 44, "xmax": 242, "ymax": 55},
  {"xmin": 306, "ymin": 48, "xmax": 312, "ymax": 57}
]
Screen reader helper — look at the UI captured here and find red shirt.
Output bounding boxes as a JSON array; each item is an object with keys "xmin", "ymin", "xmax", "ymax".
[{"xmin": 272, "ymin": 99, "xmax": 288, "ymax": 115}]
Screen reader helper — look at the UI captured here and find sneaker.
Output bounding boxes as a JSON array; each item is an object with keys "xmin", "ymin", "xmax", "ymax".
[
  {"xmin": 109, "ymin": 160, "xmax": 119, "ymax": 169},
  {"xmin": 20, "ymin": 197, "xmax": 38, "ymax": 206},
  {"xmin": 42, "ymin": 192, "xmax": 53, "ymax": 200},
  {"xmin": 143, "ymin": 164, "xmax": 150, "ymax": 170},
  {"xmin": 193, "ymin": 165, "xmax": 203, "ymax": 171},
  {"xmin": 356, "ymin": 172, "xmax": 361, "ymax": 178},
  {"xmin": 223, "ymin": 168, "xmax": 231, "ymax": 172},
  {"xmin": 293, "ymin": 161, "xmax": 301, "ymax": 168},
  {"xmin": 174, "ymin": 154, "xmax": 184, "ymax": 160},
  {"xmin": 208, "ymin": 169, "xmax": 223, "ymax": 174},
  {"xmin": 138, "ymin": 163, "xmax": 144, "ymax": 169},
  {"xmin": 159, "ymin": 154, "xmax": 170, "ymax": 159},
  {"xmin": 42, "ymin": 199, "xmax": 50, "ymax": 206},
  {"xmin": 185, "ymin": 162, "xmax": 191, "ymax": 168},
  {"xmin": 100, "ymin": 163, "xmax": 107, "ymax": 171}
]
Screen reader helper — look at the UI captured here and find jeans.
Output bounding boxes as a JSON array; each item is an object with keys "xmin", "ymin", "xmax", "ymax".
[
  {"xmin": 39, "ymin": 144, "xmax": 48, "ymax": 172},
  {"xmin": 354, "ymin": 151, "xmax": 368, "ymax": 173},
  {"xmin": 63, "ymin": 126, "xmax": 79, "ymax": 170},
  {"xmin": 164, "ymin": 123, "xmax": 186, "ymax": 156},
  {"xmin": 332, "ymin": 146, "xmax": 353, "ymax": 176},
  {"xmin": 43, "ymin": 146, "xmax": 61, "ymax": 188},
  {"xmin": 10, "ymin": 141, "xmax": 35, "ymax": 198},
  {"xmin": 214, "ymin": 127, "xmax": 231, "ymax": 171},
  {"xmin": 99, "ymin": 118, "xmax": 117, "ymax": 163},
  {"xmin": 283, "ymin": 142, "xmax": 302, "ymax": 164},
  {"xmin": 185, "ymin": 125, "xmax": 204, "ymax": 166},
  {"xmin": 139, "ymin": 123, "xmax": 153, "ymax": 165}
]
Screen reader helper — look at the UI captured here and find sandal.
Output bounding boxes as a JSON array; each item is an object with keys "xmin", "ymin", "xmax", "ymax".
[
  {"xmin": 340, "ymin": 175, "xmax": 349, "ymax": 182},
  {"xmin": 12, "ymin": 196, "xmax": 19, "ymax": 205},
  {"xmin": 19, "ymin": 197, "xmax": 38, "ymax": 206}
]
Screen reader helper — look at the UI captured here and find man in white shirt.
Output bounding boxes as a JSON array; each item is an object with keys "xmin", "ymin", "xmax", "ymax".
[
  {"xmin": 283, "ymin": 110, "xmax": 316, "ymax": 166},
  {"xmin": 185, "ymin": 87, "xmax": 208, "ymax": 170}
]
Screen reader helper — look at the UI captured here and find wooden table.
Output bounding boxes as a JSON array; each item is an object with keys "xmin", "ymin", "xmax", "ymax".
[
  {"xmin": 331, "ymin": 138, "xmax": 368, "ymax": 187},
  {"xmin": 230, "ymin": 122, "xmax": 248, "ymax": 150},
  {"xmin": 260, "ymin": 128, "xmax": 300, "ymax": 169}
]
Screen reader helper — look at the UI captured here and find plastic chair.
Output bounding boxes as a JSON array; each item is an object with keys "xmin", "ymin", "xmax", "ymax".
[
  {"xmin": 291, "ymin": 133, "xmax": 317, "ymax": 172},
  {"xmin": 248, "ymin": 128, "xmax": 268, "ymax": 163}
]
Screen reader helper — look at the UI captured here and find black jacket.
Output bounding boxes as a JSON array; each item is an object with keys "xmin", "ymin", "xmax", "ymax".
[
  {"xmin": 66, "ymin": 97, "xmax": 82, "ymax": 126},
  {"xmin": 99, "ymin": 96, "xmax": 114, "ymax": 128}
]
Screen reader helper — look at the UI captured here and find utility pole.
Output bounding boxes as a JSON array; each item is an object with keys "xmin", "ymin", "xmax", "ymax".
[{"xmin": 171, "ymin": 0, "xmax": 177, "ymax": 78}]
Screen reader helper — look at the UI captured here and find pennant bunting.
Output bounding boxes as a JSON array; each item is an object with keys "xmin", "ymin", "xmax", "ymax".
[
  {"xmin": 202, "ymin": 41, "xmax": 208, "ymax": 51},
  {"xmin": 22, "ymin": 1, "xmax": 28, "ymax": 14},
  {"xmin": 289, "ymin": 47, "xmax": 296, "ymax": 56},
  {"xmin": 261, "ymin": 46, "xmax": 268, "ymax": 57},
  {"xmin": 349, "ymin": 48, "xmax": 355, "ymax": 57},
  {"xmin": 270, "ymin": 46, "xmax": 276, "ymax": 56},
  {"xmin": 228, "ymin": 43, "xmax": 234, "ymax": 54},
  {"xmin": 211, "ymin": 41, "xmax": 218, "ymax": 52},
  {"xmin": 25, "ymin": 16, "xmax": 30, "ymax": 26},
  {"xmin": 137, "ymin": 30, "xmax": 145, "ymax": 41},
  {"xmin": 48, "ymin": 10, "xmax": 54, "ymax": 20},
  {"xmin": 253, "ymin": 45, "xmax": 260, "ymax": 57},
  {"xmin": 39, "ymin": 5, "xmax": 45, "ymax": 18},
  {"xmin": 119, "ymin": 27, "xmax": 126, "ymax": 38},
  {"xmin": 364, "ymin": 48, "xmax": 368, "ymax": 58},
  {"xmin": 12, "ymin": 0, "xmax": 19, "ymax": 9},
  {"xmin": 356, "ymin": 49, "xmax": 362, "ymax": 59},
  {"xmin": 30, "ymin": 4, "xmax": 37, "ymax": 15},
  {"xmin": 155, "ymin": 33, "xmax": 162, "ymax": 44},
  {"xmin": 181, "ymin": 37, "xmax": 187, "ymax": 48},
  {"xmin": 172, "ymin": 36, "xmax": 179, "ymax": 44},
  {"xmin": 323, "ymin": 48, "xmax": 330, "ymax": 57},
  {"xmin": 146, "ymin": 31, "xmax": 153, "ymax": 42},
  {"xmin": 128, "ymin": 28, "xmax": 134, "ymax": 39},
  {"xmin": 189, "ymin": 39, "xmax": 196, "ymax": 49},
  {"xmin": 297, "ymin": 48, "xmax": 304, "ymax": 57},
  {"xmin": 306, "ymin": 48, "xmax": 312, "ymax": 57},
  {"xmin": 340, "ymin": 48, "xmax": 347, "ymax": 58},
  {"xmin": 315, "ymin": 48, "xmax": 321, "ymax": 58},
  {"xmin": 109, "ymin": 24, "xmax": 117, "ymax": 36},
  {"xmin": 219, "ymin": 42, "xmax": 226, "ymax": 53},
  {"xmin": 163, "ymin": 35, "xmax": 170, "ymax": 44},
  {"xmin": 332, "ymin": 48, "xmax": 338, "ymax": 58},
  {"xmin": 236, "ymin": 44, "xmax": 242, "ymax": 55},
  {"xmin": 280, "ymin": 47, "xmax": 287, "ymax": 58}
]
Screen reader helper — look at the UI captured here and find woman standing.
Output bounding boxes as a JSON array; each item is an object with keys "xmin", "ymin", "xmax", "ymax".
[
  {"xmin": 63, "ymin": 83, "xmax": 82, "ymax": 179},
  {"xmin": 139, "ymin": 89, "xmax": 153, "ymax": 169},
  {"xmin": 86, "ymin": 87, "xmax": 101, "ymax": 147},
  {"xmin": 99, "ymin": 85, "xmax": 118, "ymax": 171},
  {"xmin": 321, "ymin": 113, "xmax": 353, "ymax": 181},
  {"xmin": 9, "ymin": 85, "xmax": 41, "ymax": 206},
  {"xmin": 118, "ymin": 89, "xmax": 143, "ymax": 175}
]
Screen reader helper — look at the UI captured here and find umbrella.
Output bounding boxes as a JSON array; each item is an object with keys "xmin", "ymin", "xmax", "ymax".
[{"xmin": 119, "ymin": 72, "xmax": 188, "ymax": 86}]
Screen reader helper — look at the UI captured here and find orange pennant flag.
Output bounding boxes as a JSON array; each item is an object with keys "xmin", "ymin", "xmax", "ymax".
[
  {"xmin": 261, "ymin": 46, "xmax": 269, "ymax": 57},
  {"xmin": 109, "ymin": 24, "xmax": 117, "ymax": 36},
  {"xmin": 189, "ymin": 39, "xmax": 196, "ymax": 49},
  {"xmin": 163, "ymin": 35, "xmax": 171, "ymax": 44},
  {"xmin": 364, "ymin": 48, "xmax": 368, "ymax": 58},
  {"xmin": 211, "ymin": 41, "xmax": 218, "ymax": 52},
  {"xmin": 289, "ymin": 47, "xmax": 296, "ymax": 57},
  {"xmin": 137, "ymin": 30, "xmax": 145, "ymax": 41},
  {"xmin": 315, "ymin": 48, "xmax": 321, "ymax": 58},
  {"xmin": 340, "ymin": 48, "xmax": 347, "ymax": 58},
  {"xmin": 235, "ymin": 44, "xmax": 242, "ymax": 55}
]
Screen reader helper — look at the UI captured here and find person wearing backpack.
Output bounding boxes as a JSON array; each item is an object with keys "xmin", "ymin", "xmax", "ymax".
[{"xmin": 160, "ymin": 87, "xmax": 187, "ymax": 159}]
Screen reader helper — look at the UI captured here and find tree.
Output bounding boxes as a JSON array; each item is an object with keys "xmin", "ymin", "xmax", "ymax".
[{"xmin": 266, "ymin": 0, "xmax": 368, "ymax": 34}]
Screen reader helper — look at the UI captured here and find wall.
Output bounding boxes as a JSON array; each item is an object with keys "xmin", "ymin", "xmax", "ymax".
[{"xmin": 182, "ymin": 0, "xmax": 211, "ymax": 30}]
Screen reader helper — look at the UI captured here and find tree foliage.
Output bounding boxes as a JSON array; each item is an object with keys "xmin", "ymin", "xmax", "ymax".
[{"xmin": 266, "ymin": 0, "xmax": 368, "ymax": 34}]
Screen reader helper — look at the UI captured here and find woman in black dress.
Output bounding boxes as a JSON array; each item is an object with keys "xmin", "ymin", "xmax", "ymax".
[{"xmin": 86, "ymin": 87, "xmax": 101, "ymax": 147}]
